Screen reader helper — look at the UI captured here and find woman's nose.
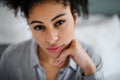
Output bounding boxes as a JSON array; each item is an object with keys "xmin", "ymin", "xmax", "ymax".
[{"xmin": 46, "ymin": 29, "xmax": 59, "ymax": 45}]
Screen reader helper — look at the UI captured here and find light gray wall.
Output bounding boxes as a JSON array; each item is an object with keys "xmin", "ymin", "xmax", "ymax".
[
  {"xmin": 0, "ymin": 4, "xmax": 31, "ymax": 44},
  {"xmin": 89, "ymin": 0, "xmax": 120, "ymax": 15}
]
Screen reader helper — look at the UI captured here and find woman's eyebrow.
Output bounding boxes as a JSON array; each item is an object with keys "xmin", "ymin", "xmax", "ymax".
[
  {"xmin": 30, "ymin": 21, "xmax": 43, "ymax": 24},
  {"xmin": 30, "ymin": 13, "xmax": 66, "ymax": 24},
  {"xmin": 51, "ymin": 13, "xmax": 66, "ymax": 21}
]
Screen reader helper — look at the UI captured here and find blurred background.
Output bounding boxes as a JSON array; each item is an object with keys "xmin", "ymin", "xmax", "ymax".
[{"xmin": 0, "ymin": 0, "xmax": 120, "ymax": 80}]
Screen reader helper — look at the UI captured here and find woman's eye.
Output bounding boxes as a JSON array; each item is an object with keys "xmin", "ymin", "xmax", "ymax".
[
  {"xmin": 34, "ymin": 25, "xmax": 45, "ymax": 30},
  {"xmin": 55, "ymin": 20, "xmax": 66, "ymax": 26}
]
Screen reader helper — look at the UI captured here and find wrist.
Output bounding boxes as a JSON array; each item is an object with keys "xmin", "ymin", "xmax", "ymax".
[{"xmin": 82, "ymin": 61, "xmax": 96, "ymax": 76}]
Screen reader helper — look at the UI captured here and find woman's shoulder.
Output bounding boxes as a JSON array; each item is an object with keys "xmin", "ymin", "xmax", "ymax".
[
  {"xmin": 0, "ymin": 39, "xmax": 33, "ymax": 64},
  {"xmin": 0, "ymin": 39, "xmax": 35, "ymax": 77},
  {"xmin": 4, "ymin": 39, "xmax": 32, "ymax": 53},
  {"xmin": 81, "ymin": 42, "xmax": 103, "ymax": 68},
  {"xmin": 80, "ymin": 42, "xmax": 100, "ymax": 57}
]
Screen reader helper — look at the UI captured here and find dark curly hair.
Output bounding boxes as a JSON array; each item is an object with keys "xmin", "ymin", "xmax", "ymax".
[{"xmin": 3, "ymin": 0, "xmax": 89, "ymax": 18}]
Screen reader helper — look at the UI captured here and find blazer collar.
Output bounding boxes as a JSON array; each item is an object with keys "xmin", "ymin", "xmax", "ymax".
[{"xmin": 30, "ymin": 39, "xmax": 39, "ymax": 67}]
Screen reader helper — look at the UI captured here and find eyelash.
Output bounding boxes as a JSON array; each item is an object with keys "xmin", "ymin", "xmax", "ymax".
[
  {"xmin": 34, "ymin": 25, "xmax": 45, "ymax": 30},
  {"xmin": 33, "ymin": 20, "xmax": 66, "ymax": 30},
  {"xmin": 54, "ymin": 20, "xmax": 66, "ymax": 27}
]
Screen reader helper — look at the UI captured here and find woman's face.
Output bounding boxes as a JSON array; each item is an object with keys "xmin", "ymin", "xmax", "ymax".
[{"xmin": 28, "ymin": 2, "xmax": 77, "ymax": 58}]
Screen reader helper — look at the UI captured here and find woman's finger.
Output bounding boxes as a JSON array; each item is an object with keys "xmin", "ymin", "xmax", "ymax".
[{"xmin": 54, "ymin": 49, "xmax": 71, "ymax": 67}]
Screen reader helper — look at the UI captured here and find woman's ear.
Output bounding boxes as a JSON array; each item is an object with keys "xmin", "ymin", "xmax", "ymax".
[{"xmin": 72, "ymin": 13, "xmax": 78, "ymax": 26}]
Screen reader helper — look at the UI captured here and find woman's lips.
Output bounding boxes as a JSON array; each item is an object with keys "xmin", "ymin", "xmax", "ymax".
[{"xmin": 47, "ymin": 46, "xmax": 62, "ymax": 52}]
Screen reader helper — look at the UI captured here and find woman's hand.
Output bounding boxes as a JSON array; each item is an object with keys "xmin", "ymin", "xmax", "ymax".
[{"xmin": 54, "ymin": 39, "xmax": 96, "ymax": 76}]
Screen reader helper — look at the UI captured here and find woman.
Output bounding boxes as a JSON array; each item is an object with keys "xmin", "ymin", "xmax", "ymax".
[{"xmin": 0, "ymin": 0, "xmax": 104, "ymax": 80}]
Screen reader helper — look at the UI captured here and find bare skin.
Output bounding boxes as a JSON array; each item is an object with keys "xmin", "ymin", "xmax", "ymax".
[{"xmin": 55, "ymin": 40, "xmax": 96, "ymax": 76}]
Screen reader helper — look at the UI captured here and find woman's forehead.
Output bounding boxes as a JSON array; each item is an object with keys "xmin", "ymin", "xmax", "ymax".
[
  {"xmin": 28, "ymin": 2, "xmax": 71, "ymax": 22},
  {"xmin": 29, "ymin": 2, "xmax": 69, "ymax": 15},
  {"xmin": 29, "ymin": 0, "xmax": 69, "ymax": 13}
]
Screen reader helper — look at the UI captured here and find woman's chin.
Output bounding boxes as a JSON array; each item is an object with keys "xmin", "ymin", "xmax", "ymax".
[{"xmin": 49, "ymin": 52, "xmax": 61, "ymax": 58}]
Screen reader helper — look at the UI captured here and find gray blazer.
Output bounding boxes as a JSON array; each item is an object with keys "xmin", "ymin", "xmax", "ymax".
[
  {"xmin": 0, "ymin": 40, "xmax": 38, "ymax": 80},
  {"xmin": 0, "ymin": 39, "xmax": 104, "ymax": 80}
]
